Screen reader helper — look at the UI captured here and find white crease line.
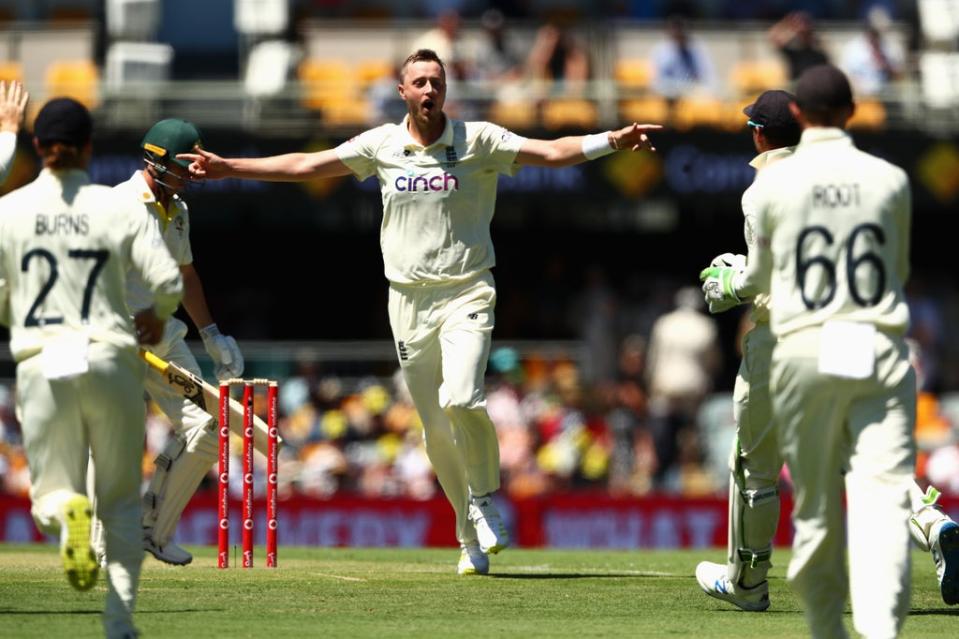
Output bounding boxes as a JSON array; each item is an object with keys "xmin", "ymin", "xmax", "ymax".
[
  {"xmin": 314, "ymin": 573, "xmax": 366, "ymax": 582},
  {"xmin": 510, "ymin": 565, "xmax": 677, "ymax": 577}
]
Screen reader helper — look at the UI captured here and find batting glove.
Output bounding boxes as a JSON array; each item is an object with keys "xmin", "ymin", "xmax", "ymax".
[
  {"xmin": 199, "ymin": 323, "xmax": 244, "ymax": 380},
  {"xmin": 699, "ymin": 265, "xmax": 744, "ymax": 314}
]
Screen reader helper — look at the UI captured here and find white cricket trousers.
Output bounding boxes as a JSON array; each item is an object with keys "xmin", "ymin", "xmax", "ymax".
[
  {"xmin": 18, "ymin": 343, "xmax": 146, "ymax": 638},
  {"xmin": 771, "ymin": 327, "xmax": 915, "ymax": 639},
  {"xmin": 389, "ymin": 271, "xmax": 501, "ymax": 546}
]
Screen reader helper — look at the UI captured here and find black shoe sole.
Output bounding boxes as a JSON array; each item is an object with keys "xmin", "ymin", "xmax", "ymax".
[{"xmin": 940, "ymin": 523, "xmax": 959, "ymax": 606}]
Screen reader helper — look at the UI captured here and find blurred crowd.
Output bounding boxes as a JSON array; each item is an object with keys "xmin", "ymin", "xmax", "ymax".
[
  {"xmin": 2, "ymin": 278, "xmax": 957, "ymax": 503},
  {"xmin": 358, "ymin": 2, "xmax": 922, "ymax": 132}
]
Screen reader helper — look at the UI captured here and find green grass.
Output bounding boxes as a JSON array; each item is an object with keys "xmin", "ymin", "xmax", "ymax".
[{"xmin": 0, "ymin": 544, "xmax": 955, "ymax": 637}]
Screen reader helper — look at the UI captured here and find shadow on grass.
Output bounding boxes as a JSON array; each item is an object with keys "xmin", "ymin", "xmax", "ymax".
[
  {"xmin": 0, "ymin": 607, "xmax": 228, "ymax": 615},
  {"xmin": 490, "ymin": 573, "xmax": 672, "ymax": 580},
  {"xmin": 909, "ymin": 608, "xmax": 959, "ymax": 616}
]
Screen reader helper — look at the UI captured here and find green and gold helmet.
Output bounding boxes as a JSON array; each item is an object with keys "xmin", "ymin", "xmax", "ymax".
[{"xmin": 141, "ymin": 118, "xmax": 202, "ymax": 169}]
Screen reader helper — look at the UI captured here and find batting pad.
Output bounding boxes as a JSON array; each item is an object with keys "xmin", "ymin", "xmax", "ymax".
[
  {"xmin": 727, "ymin": 467, "xmax": 779, "ymax": 588},
  {"xmin": 143, "ymin": 422, "xmax": 218, "ymax": 545}
]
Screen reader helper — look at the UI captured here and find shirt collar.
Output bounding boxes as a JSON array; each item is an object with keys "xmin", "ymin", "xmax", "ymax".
[
  {"xmin": 399, "ymin": 114, "xmax": 454, "ymax": 150},
  {"xmin": 797, "ymin": 127, "xmax": 852, "ymax": 148},
  {"xmin": 40, "ymin": 167, "xmax": 89, "ymax": 185},
  {"xmin": 130, "ymin": 169, "xmax": 182, "ymax": 227},
  {"xmin": 130, "ymin": 170, "xmax": 158, "ymax": 204},
  {"xmin": 749, "ymin": 146, "xmax": 795, "ymax": 171}
]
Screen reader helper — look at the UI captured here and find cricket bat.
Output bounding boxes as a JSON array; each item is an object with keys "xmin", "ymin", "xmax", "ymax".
[{"xmin": 139, "ymin": 350, "xmax": 278, "ymax": 456}]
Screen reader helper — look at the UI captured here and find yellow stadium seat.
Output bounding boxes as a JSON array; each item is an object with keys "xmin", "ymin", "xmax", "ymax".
[
  {"xmin": 619, "ymin": 96, "xmax": 669, "ymax": 123},
  {"xmin": 847, "ymin": 99, "xmax": 886, "ymax": 130},
  {"xmin": 671, "ymin": 96, "xmax": 726, "ymax": 130},
  {"xmin": 541, "ymin": 98, "xmax": 598, "ymax": 130},
  {"xmin": 298, "ymin": 59, "xmax": 355, "ymax": 111},
  {"xmin": 487, "ymin": 100, "xmax": 537, "ymax": 129},
  {"xmin": 356, "ymin": 60, "xmax": 394, "ymax": 89},
  {"xmin": 730, "ymin": 61, "xmax": 788, "ymax": 96},
  {"xmin": 615, "ymin": 59, "xmax": 653, "ymax": 92},
  {"xmin": 0, "ymin": 61, "xmax": 23, "ymax": 84},
  {"xmin": 322, "ymin": 99, "xmax": 372, "ymax": 126},
  {"xmin": 45, "ymin": 60, "xmax": 99, "ymax": 109}
]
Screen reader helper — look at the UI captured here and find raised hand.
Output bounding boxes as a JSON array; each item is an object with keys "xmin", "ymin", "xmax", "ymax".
[
  {"xmin": 0, "ymin": 81, "xmax": 28, "ymax": 133},
  {"xmin": 610, "ymin": 122, "xmax": 662, "ymax": 153}
]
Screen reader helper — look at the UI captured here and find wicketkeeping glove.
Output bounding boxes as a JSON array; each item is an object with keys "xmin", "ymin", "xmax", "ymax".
[
  {"xmin": 199, "ymin": 323, "xmax": 244, "ymax": 380},
  {"xmin": 709, "ymin": 252, "xmax": 746, "ymax": 270},
  {"xmin": 699, "ymin": 265, "xmax": 744, "ymax": 314}
]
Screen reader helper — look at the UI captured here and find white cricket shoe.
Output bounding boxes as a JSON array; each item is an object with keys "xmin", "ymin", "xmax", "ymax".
[
  {"xmin": 695, "ymin": 561, "xmax": 770, "ymax": 612},
  {"xmin": 930, "ymin": 520, "xmax": 959, "ymax": 605},
  {"xmin": 457, "ymin": 543, "xmax": 489, "ymax": 576},
  {"xmin": 144, "ymin": 533, "xmax": 193, "ymax": 566},
  {"xmin": 468, "ymin": 494, "xmax": 509, "ymax": 554},
  {"xmin": 61, "ymin": 495, "xmax": 99, "ymax": 591}
]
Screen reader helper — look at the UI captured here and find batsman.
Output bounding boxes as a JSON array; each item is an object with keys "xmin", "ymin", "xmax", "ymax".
[{"xmin": 93, "ymin": 119, "xmax": 245, "ymax": 565}]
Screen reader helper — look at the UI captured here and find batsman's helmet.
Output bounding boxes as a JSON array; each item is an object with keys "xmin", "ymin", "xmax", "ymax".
[{"xmin": 141, "ymin": 118, "xmax": 202, "ymax": 171}]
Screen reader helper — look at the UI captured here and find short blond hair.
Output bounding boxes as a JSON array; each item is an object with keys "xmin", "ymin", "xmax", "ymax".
[{"xmin": 400, "ymin": 49, "xmax": 446, "ymax": 79}]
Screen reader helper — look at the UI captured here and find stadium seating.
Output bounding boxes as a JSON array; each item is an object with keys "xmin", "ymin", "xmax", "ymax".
[
  {"xmin": 729, "ymin": 60, "xmax": 787, "ymax": 95},
  {"xmin": 45, "ymin": 59, "xmax": 99, "ymax": 109},
  {"xmin": 0, "ymin": 60, "xmax": 22, "ymax": 84},
  {"xmin": 614, "ymin": 58, "xmax": 652, "ymax": 93},
  {"xmin": 618, "ymin": 96, "xmax": 669, "ymax": 125},
  {"xmin": 847, "ymin": 99, "xmax": 887, "ymax": 130},
  {"xmin": 541, "ymin": 97, "xmax": 598, "ymax": 130},
  {"xmin": 488, "ymin": 100, "xmax": 537, "ymax": 129}
]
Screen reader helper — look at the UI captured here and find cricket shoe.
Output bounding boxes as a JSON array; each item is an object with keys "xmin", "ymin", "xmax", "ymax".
[
  {"xmin": 468, "ymin": 494, "xmax": 509, "ymax": 554},
  {"xmin": 144, "ymin": 533, "xmax": 193, "ymax": 566},
  {"xmin": 457, "ymin": 543, "xmax": 489, "ymax": 576},
  {"xmin": 695, "ymin": 561, "xmax": 770, "ymax": 612},
  {"xmin": 60, "ymin": 495, "xmax": 99, "ymax": 591},
  {"xmin": 930, "ymin": 519, "xmax": 959, "ymax": 605}
]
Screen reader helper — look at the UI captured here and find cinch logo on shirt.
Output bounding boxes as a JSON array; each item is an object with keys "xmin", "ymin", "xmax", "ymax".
[{"xmin": 394, "ymin": 172, "xmax": 459, "ymax": 192}]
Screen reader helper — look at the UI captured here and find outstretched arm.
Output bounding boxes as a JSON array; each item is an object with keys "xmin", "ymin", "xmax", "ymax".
[
  {"xmin": 515, "ymin": 122, "xmax": 661, "ymax": 168},
  {"xmin": 178, "ymin": 147, "xmax": 353, "ymax": 182}
]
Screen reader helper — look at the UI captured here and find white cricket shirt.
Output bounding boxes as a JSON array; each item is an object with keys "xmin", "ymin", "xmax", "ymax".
[
  {"xmin": 741, "ymin": 145, "xmax": 795, "ymax": 325},
  {"xmin": 739, "ymin": 128, "xmax": 911, "ymax": 338},
  {"xmin": 0, "ymin": 169, "xmax": 183, "ymax": 361},
  {"xmin": 114, "ymin": 171, "xmax": 193, "ymax": 313},
  {"xmin": 335, "ymin": 115, "xmax": 525, "ymax": 285}
]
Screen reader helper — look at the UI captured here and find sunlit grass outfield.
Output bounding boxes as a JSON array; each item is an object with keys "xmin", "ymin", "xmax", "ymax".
[{"xmin": 0, "ymin": 544, "xmax": 955, "ymax": 638}]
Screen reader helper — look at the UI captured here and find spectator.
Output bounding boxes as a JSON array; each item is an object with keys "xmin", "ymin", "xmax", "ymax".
[
  {"xmin": 651, "ymin": 16, "xmax": 718, "ymax": 100},
  {"xmin": 644, "ymin": 286, "xmax": 721, "ymax": 487},
  {"xmin": 768, "ymin": 12, "xmax": 830, "ymax": 80},
  {"xmin": 473, "ymin": 9, "xmax": 522, "ymax": 83},
  {"xmin": 840, "ymin": 7, "xmax": 905, "ymax": 96},
  {"xmin": 525, "ymin": 21, "xmax": 590, "ymax": 91},
  {"xmin": 410, "ymin": 9, "xmax": 470, "ymax": 81}
]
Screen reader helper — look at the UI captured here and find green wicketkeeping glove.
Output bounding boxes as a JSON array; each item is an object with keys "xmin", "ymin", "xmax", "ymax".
[{"xmin": 699, "ymin": 266, "xmax": 742, "ymax": 314}]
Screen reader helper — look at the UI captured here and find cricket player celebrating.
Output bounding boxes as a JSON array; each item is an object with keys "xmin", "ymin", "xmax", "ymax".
[
  {"xmin": 0, "ymin": 80, "xmax": 28, "ymax": 185},
  {"xmin": 0, "ymin": 98, "xmax": 183, "ymax": 638},
  {"xmin": 179, "ymin": 48, "xmax": 660, "ymax": 575},
  {"xmin": 695, "ymin": 89, "xmax": 801, "ymax": 612},
  {"xmin": 701, "ymin": 64, "xmax": 922, "ymax": 637},
  {"xmin": 110, "ymin": 119, "xmax": 244, "ymax": 566}
]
